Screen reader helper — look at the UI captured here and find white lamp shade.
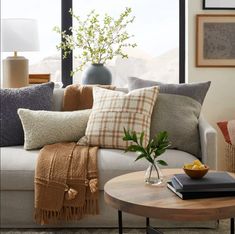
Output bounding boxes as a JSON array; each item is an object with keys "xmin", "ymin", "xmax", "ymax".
[{"xmin": 2, "ymin": 18, "xmax": 39, "ymax": 52}]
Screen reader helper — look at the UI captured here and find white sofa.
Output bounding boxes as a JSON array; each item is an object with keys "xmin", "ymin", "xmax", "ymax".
[{"xmin": 0, "ymin": 89, "xmax": 217, "ymax": 228}]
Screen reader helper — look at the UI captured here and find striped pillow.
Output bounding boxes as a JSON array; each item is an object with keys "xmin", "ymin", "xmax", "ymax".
[
  {"xmin": 81, "ymin": 86, "xmax": 159, "ymax": 149},
  {"xmin": 217, "ymin": 120, "xmax": 235, "ymax": 145}
]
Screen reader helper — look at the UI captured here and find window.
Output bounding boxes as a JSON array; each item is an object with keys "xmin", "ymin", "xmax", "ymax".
[
  {"xmin": 1, "ymin": 0, "xmax": 61, "ymax": 82},
  {"xmin": 1, "ymin": 0, "xmax": 185, "ymax": 86},
  {"xmin": 71, "ymin": 0, "xmax": 182, "ymax": 86}
]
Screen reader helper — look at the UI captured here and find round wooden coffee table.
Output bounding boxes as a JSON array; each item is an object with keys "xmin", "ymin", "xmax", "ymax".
[{"xmin": 104, "ymin": 169, "xmax": 235, "ymax": 234}]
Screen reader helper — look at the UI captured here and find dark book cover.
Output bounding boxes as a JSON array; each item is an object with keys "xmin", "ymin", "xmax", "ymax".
[
  {"xmin": 171, "ymin": 177, "xmax": 235, "ymax": 193},
  {"xmin": 167, "ymin": 182, "xmax": 235, "ymax": 200},
  {"xmin": 174, "ymin": 172, "xmax": 235, "ymax": 190}
]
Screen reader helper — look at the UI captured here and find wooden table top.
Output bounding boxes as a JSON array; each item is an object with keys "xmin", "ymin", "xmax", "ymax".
[{"xmin": 104, "ymin": 169, "xmax": 235, "ymax": 221}]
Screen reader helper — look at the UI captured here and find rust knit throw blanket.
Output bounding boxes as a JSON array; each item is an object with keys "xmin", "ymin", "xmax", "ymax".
[
  {"xmin": 62, "ymin": 84, "xmax": 115, "ymax": 111},
  {"xmin": 34, "ymin": 142, "xmax": 99, "ymax": 225}
]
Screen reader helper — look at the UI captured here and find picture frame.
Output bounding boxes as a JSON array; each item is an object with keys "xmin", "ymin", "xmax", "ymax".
[
  {"xmin": 196, "ymin": 15, "xmax": 235, "ymax": 67},
  {"xmin": 203, "ymin": 0, "xmax": 235, "ymax": 10}
]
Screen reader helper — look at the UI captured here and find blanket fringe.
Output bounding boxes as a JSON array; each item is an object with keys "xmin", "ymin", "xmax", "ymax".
[
  {"xmin": 86, "ymin": 198, "xmax": 99, "ymax": 215},
  {"xmin": 34, "ymin": 197, "xmax": 99, "ymax": 225},
  {"xmin": 34, "ymin": 208, "xmax": 60, "ymax": 225}
]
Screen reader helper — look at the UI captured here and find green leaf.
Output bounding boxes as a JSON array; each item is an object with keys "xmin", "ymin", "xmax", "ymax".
[
  {"xmin": 157, "ymin": 160, "xmax": 168, "ymax": 166},
  {"xmin": 156, "ymin": 131, "xmax": 167, "ymax": 143},
  {"xmin": 145, "ymin": 155, "xmax": 154, "ymax": 164},
  {"xmin": 123, "ymin": 129, "xmax": 170, "ymax": 166},
  {"xmin": 140, "ymin": 132, "xmax": 144, "ymax": 146},
  {"xmin": 155, "ymin": 148, "xmax": 167, "ymax": 155},
  {"xmin": 125, "ymin": 145, "xmax": 145, "ymax": 153},
  {"xmin": 132, "ymin": 131, "xmax": 138, "ymax": 143},
  {"xmin": 123, "ymin": 127, "xmax": 127, "ymax": 137},
  {"xmin": 135, "ymin": 153, "xmax": 146, "ymax": 161},
  {"xmin": 158, "ymin": 142, "xmax": 171, "ymax": 149}
]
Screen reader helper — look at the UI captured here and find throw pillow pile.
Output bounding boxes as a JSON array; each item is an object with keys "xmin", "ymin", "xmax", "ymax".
[{"xmin": 2, "ymin": 79, "xmax": 211, "ymax": 157}]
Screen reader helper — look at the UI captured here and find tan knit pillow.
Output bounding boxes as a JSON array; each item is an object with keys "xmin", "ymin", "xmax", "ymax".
[{"xmin": 79, "ymin": 86, "xmax": 159, "ymax": 149}]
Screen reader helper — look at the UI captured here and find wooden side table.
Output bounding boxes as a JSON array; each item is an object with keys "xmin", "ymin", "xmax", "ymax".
[
  {"xmin": 104, "ymin": 169, "xmax": 235, "ymax": 234},
  {"xmin": 29, "ymin": 74, "xmax": 50, "ymax": 84}
]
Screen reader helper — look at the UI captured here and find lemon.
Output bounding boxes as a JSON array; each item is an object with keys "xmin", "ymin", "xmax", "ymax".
[
  {"xmin": 184, "ymin": 164, "xmax": 193, "ymax": 169},
  {"xmin": 193, "ymin": 159, "xmax": 203, "ymax": 166},
  {"xmin": 192, "ymin": 165, "xmax": 200, "ymax": 170},
  {"xmin": 199, "ymin": 164, "xmax": 206, "ymax": 169}
]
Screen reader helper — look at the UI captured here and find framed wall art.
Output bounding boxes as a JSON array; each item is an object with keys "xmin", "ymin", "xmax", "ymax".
[
  {"xmin": 203, "ymin": 0, "xmax": 235, "ymax": 10},
  {"xmin": 196, "ymin": 15, "xmax": 235, "ymax": 67}
]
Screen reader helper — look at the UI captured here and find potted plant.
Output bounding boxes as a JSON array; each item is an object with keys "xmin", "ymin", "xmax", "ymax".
[
  {"xmin": 54, "ymin": 7, "xmax": 137, "ymax": 85},
  {"xmin": 123, "ymin": 129, "xmax": 171, "ymax": 185}
]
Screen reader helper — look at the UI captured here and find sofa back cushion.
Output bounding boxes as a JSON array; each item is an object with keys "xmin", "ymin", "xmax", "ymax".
[
  {"xmin": 51, "ymin": 87, "xmax": 127, "ymax": 112},
  {"xmin": 52, "ymin": 89, "xmax": 65, "ymax": 111},
  {"xmin": 0, "ymin": 82, "xmax": 54, "ymax": 147},
  {"xmin": 128, "ymin": 76, "xmax": 210, "ymax": 104}
]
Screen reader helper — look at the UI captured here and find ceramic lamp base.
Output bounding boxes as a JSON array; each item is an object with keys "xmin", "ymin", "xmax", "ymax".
[{"xmin": 3, "ymin": 56, "xmax": 28, "ymax": 88}]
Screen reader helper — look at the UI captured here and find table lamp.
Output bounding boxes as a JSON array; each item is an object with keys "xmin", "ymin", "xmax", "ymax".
[{"xmin": 2, "ymin": 18, "xmax": 39, "ymax": 88}]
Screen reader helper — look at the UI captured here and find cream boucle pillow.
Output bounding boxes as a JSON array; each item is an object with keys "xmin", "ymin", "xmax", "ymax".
[
  {"xmin": 80, "ymin": 86, "xmax": 159, "ymax": 149},
  {"xmin": 18, "ymin": 108, "xmax": 91, "ymax": 150}
]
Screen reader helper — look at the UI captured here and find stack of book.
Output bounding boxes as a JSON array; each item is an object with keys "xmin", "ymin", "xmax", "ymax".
[{"xmin": 167, "ymin": 172, "xmax": 235, "ymax": 200}]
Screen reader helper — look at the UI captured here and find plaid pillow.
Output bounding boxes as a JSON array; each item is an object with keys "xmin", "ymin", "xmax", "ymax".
[
  {"xmin": 81, "ymin": 86, "xmax": 159, "ymax": 149},
  {"xmin": 217, "ymin": 120, "xmax": 235, "ymax": 145}
]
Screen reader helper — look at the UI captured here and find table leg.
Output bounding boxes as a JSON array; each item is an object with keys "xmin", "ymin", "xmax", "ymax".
[
  {"xmin": 146, "ymin": 217, "xmax": 163, "ymax": 234},
  {"xmin": 118, "ymin": 210, "xmax": 123, "ymax": 234},
  {"xmin": 146, "ymin": 217, "xmax": 150, "ymax": 233},
  {"xmin": 231, "ymin": 218, "xmax": 234, "ymax": 234}
]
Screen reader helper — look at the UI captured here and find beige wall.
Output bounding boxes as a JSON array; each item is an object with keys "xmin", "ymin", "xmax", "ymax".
[{"xmin": 187, "ymin": 0, "xmax": 235, "ymax": 170}]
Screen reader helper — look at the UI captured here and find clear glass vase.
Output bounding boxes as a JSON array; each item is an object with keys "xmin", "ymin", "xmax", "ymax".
[{"xmin": 145, "ymin": 163, "xmax": 164, "ymax": 185}]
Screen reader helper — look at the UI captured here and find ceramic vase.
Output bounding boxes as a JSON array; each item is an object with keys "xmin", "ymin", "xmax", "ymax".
[{"xmin": 81, "ymin": 63, "xmax": 112, "ymax": 85}]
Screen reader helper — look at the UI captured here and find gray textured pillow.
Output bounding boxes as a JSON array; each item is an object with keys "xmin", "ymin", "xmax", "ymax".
[
  {"xmin": 127, "ymin": 77, "xmax": 211, "ymax": 104},
  {"xmin": 127, "ymin": 77, "xmax": 211, "ymax": 157},
  {"xmin": 18, "ymin": 109, "xmax": 91, "ymax": 150},
  {"xmin": 0, "ymin": 82, "xmax": 54, "ymax": 146},
  {"xmin": 151, "ymin": 94, "xmax": 202, "ymax": 157}
]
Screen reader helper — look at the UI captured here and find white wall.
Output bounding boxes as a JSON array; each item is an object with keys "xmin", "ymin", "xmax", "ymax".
[{"xmin": 187, "ymin": 0, "xmax": 235, "ymax": 170}]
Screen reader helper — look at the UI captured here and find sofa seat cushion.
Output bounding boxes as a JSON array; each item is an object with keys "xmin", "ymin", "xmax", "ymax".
[{"xmin": 0, "ymin": 146, "xmax": 197, "ymax": 191}]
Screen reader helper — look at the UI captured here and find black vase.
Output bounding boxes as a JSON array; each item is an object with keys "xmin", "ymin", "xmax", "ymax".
[{"xmin": 81, "ymin": 63, "xmax": 112, "ymax": 85}]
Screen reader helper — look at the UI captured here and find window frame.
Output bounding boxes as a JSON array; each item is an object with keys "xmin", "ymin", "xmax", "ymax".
[
  {"xmin": 61, "ymin": 0, "xmax": 185, "ymax": 86},
  {"xmin": 61, "ymin": 0, "xmax": 73, "ymax": 87}
]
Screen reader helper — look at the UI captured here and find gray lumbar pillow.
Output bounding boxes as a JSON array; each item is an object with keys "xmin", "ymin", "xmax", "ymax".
[
  {"xmin": 18, "ymin": 109, "xmax": 91, "ymax": 150},
  {"xmin": 127, "ymin": 76, "xmax": 211, "ymax": 104},
  {"xmin": 127, "ymin": 77, "xmax": 211, "ymax": 157},
  {"xmin": 0, "ymin": 82, "xmax": 54, "ymax": 146},
  {"xmin": 151, "ymin": 94, "xmax": 202, "ymax": 157}
]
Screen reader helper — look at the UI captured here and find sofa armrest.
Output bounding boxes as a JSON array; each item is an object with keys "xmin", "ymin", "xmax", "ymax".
[{"xmin": 199, "ymin": 116, "xmax": 217, "ymax": 169}]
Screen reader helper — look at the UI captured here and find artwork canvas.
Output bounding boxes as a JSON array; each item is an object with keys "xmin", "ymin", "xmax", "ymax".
[
  {"xmin": 196, "ymin": 15, "xmax": 235, "ymax": 67},
  {"xmin": 203, "ymin": 0, "xmax": 235, "ymax": 10}
]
